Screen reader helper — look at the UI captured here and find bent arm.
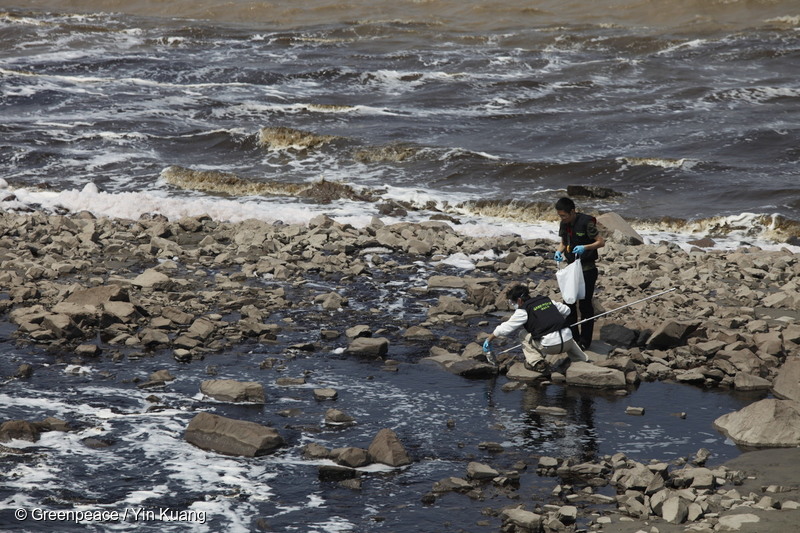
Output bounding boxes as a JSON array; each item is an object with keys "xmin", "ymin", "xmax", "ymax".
[{"xmin": 488, "ymin": 309, "xmax": 528, "ymax": 340}]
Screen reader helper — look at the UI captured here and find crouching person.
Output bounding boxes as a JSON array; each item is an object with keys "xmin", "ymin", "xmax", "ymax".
[{"xmin": 483, "ymin": 284, "xmax": 588, "ymax": 372}]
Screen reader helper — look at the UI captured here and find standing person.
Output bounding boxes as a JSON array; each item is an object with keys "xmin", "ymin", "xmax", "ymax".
[
  {"xmin": 482, "ymin": 284, "xmax": 588, "ymax": 373},
  {"xmin": 554, "ymin": 197, "xmax": 605, "ymax": 350}
]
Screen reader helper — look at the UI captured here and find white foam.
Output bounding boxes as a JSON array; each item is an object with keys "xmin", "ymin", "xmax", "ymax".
[{"xmin": 1, "ymin": 183, "xmax": 796, "ymax": 253}]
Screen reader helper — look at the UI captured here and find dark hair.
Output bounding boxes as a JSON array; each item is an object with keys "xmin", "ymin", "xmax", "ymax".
[
  {"xmin": 555, "ymin": 197, "xmax": 575, "ymax": 212},
  {"xmin": 506, "ymin": 284, "xmax": 530, "ymax": 302}
]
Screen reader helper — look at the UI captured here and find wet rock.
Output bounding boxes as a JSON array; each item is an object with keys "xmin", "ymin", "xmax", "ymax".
[
  {"xmin": 714, "ymin": 398, "xmax": 800, "ymax": 447},
  {"xmin": 276, "ymin": 377, "xmax": 306, "ymax": 386},
  {"xmin": 332, "ymin": 447, "xmax": 369, "ymax": 468},
  {"xmin": 0, "ymin": 420, "xmax": 41, "ymax": 443},
  {"xmin": 467, "ymin": 462, "xmax": 499, "ymax": 480},
  {"xmin": 733, "ymin": 372, "xmax": 771, "ymax": 391},
  {"xmin": 200, "ymin": 379, "xmax": 266, "ymax": 403},
  {"xmin": 184, "ymin": 412, "xmax": 284, "ymax": 457},
  {"xmin": 568, "ymin": 185, "xmax": 622, "ymax": 199},
  {"xmin": 318, "ymin": 465, "xmax": 359, "ymax": 482},
  {"xmin": 302, "ymin": 443, "xmax": 331, "ymax": 459},
  {"xmin": 565, "ymin": 362, "xmax": 626, "ymax": 389},
  {"xmin": 325, "ymin": 409, "xmax": 355, "ymax": 426},
  {"xmin": 313, "ymin": 388, "xmax": 338, "ymax": 401},
  {"xmin": 501, "ymin": 508, "xmax": 542, "ymax": 531},
  {"xmin": 367, "ymin": 428, "xmax": 411, "ymax": 467},
  {"xmin": 506, "ymin": 362, "xmax": 546, "ymax": 383},
  {"xmin": 15, "ymin": 364, "xmax": 34, "ymax": 378},
  {"xmin": 403, "ymin": 325, "xmax": 435, "ymax": 340},
  {"xmin": 345, "ymin": 337, "xmax": 389, "ymax": 357},
  {"xmin": 432, "ymin": 477, "xmax": 473, "ymax": 493},
  {"xmin": 345, "ymin": 325, "xmax": 372, "ymax": 338},
  {"xmin": 75, "ymin": 344, "xmax": 101, "ymax": 357}
]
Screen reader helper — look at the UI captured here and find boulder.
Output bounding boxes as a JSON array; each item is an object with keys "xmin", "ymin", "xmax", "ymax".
[
  {"xmin": 716, "ymin": 513, "xmax": 760, "ymax": 531},
  {"xmin": 332, "ymin": 447, "xmax": 369, "ymax": 468},
  {"xmin": 662, "ymin": 496, "xmax": 688, "ymax": 524},
  {"xmin": 200, "ymin": 379, "xmax": 265, "ymax": 403},
  {"xmin": 0, "ymin": 420, "xmax": 41, "ymax": 443},
  {"xmin": 733, "ymin": 372, "xmax": 771, "ymax": 391},
  {"xmin": 713, "ymin": 399, "xmax": 800, "ymax": 447},
  {"xmin": 427, "ymin": 275, "xmax": 467, "ymax": 289},
  {"xmin": 65, "ymin": 284, "xmax": 129, "ymax": 306},
  {"xmin": 646, "ymin": 320, "xmax": 700, "ymax": 349},
  {"xmin": 501, "ymin": 508, "xmax": 543, "ymax": 531},
  {"xmin": 600, "ymin": 324, "xmax": 639, "ymax": 348},
  {"xmin": 313, "ymin": 388, "xmax": 338, "ymax": 401},
  {"xmin": 772, "ymin": 357, "xmax": 800, "ymax": 402},
  {"xmin": 368, "ymin": 428, "xmax": 411, "ymax": 467},
  {"xmin": 596, "ymin": 212, "xmax": 644, "ymax": 245},
  {"xmin": 506, "ymin": 362, "xmax": 546, "ymax": 383},
  {"xmin": 184, "ymin": 412, "xmax": 284, "ymax": 457},
  {"xmin": 325, "ymin": 409, "xmax": 355, "ymax": 425},
  {"xmin": 132, "ymin": 269, "xmax": 172, "ymax": 290},
  {"xmin": 345, "ymin": 337, "xmax": 389, "ymax": 357},
  {"xmin": 467, "ymin": 462, "xmax": 499, "ymax": 480},
  {"xmin": 566, "ymin": 362, "xmax": 626, "ymax": 389}
]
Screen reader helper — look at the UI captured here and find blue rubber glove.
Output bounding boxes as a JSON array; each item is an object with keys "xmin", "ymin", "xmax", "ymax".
[
  {"xmin": 482, "ymin": 339, "xmax": 492, "ymax": 353},
  {"xmin": 572, "ymin": 245, "xmax": 585, "ymax": 256},
  {"xmin": 554, "ymin": 251, "xmax": 565, "ymax": 262}
]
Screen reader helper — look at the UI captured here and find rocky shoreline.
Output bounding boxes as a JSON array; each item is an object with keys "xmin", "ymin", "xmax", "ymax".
[{"xmin": 1, "ymin": 208, "xmax": 798, "ymax": 532}]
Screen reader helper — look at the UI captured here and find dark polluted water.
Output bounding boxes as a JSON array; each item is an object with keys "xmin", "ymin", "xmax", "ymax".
[{"xmin": 0, "ymin": 333, "xmax": 763, "ymax": 533}]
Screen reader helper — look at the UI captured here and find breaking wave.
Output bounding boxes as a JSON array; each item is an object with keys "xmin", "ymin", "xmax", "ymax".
[
  {"xmin": 257, "ymin": 127, "xmax": 340, "ymax": 151},
  {"xmin": 161, "ymin": 166, "xmax": 375, "ymax": 204}
]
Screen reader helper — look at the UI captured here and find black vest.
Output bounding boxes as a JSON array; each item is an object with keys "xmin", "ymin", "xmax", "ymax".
[
  {"xmin": 522, "ymin": 296, "xmax": 568, "ymax": 339},
  {"xmin": 561, "ymin": 212, "xmax": 599, "ymax": 264}
]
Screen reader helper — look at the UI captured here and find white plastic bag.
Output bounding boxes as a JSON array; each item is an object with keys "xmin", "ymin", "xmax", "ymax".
[{"xmin": 556, "ymin": 259, "xmax": 586, "ymax": 304}]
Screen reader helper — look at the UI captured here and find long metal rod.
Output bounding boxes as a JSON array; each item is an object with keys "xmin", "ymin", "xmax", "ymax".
[
  {"xmin": 572, "ymin": 287, "xmax": 676, "ymax": 326},
  {"xmin": 495, "ymin": 287, "xmax": 677, "ymax": 355}
]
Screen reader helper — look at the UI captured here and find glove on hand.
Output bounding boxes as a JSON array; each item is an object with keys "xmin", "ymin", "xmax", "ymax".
[
  {"xmin": 572, "ymin": 245, "xmax": 585, "ymax": 256},
  {"xmin": 482, "ymin": 339, "xmax": 492, "ymax": 353},
  {"xmin": 554, "ymin": 251, "xmax": 565, "ymax": 262}
]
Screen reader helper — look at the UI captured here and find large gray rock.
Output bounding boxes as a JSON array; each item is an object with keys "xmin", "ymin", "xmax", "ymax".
[
  {"xmin": 0, "ymin": 420, "xmax": 41, "ymax": 443},
  {"xmin": 345, "ymin": 337, "xmax": 389, "ymax": 357},
  {"xmin": 200, "ymin": 379, "xmax": 265, "ymax": 403},
  {"xmin": 65, "ymin": 284, "xmax": 129, "ymax": 306},
  {"xmin": 132, "ymin": 269, "xmax": 172, "ymax": 290},
  {"xmin": 506, "ymin": 362, "xmax": 546, "ymax": 383},
  {"xmin": 646, "ymin": 320, "xmax": 700, "ymax": 349},
  {"xmin": 596, "ymin": 212, "xmax": 644, "ymax": 245},
  {"xmin": 367, "ymin": 428, "xmax": 411, "ymax": 467},
  {"xmin": 713, "ymin": 399, "xmax": 800, "ymax": 447},
  {"xmin": 772, "ymin": 357, "xmax": 800, "ymax": 402},
  {"xmin": 501, "ymin": 508, "xmax": 543, "ymax": 531},
  {"xmin": 184, "ymin": 412, "xmax": 284, "ymax": 457},
  {"xmin": 566, "ymin": 362, "xmax": 626, "ymax": 389},
  {"xmin": 467, "ymin": 461, "xmax": 499, "ymax": 480},
  {"xmin": 662, "ymin": 496, "xmax": 688, "ymax": 524}
]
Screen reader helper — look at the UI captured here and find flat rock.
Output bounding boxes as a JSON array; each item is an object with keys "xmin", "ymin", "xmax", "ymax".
[
  {"xmin": 713, "ymin": 398, "xmax": 800, "ymax": 447},
  {"xmin": 565, "ymin": 362, "xmax": 626, "ymax": 389},
  {"xmin": 345, "ymin": 337, "xmax": 389, "ymax": 357},
  {"xmin": 200, "ymin": 379, "xmax": 265, "ymax": 403},
  {"xmin": 184, "ymin": 412, "xmax": 284, "ymax": 457}
]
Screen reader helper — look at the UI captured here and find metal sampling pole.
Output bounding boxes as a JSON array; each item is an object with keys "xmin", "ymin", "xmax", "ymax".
[{"xmin": 494, "ymin": 287, "xmax": 677, "ymax": 356}]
